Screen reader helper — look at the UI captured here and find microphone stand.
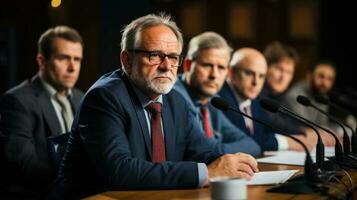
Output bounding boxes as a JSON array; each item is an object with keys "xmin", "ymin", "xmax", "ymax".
[
  {"xmin": 277, "ymin": 105, "xmax": 357, "ymax": 170},
  {"xmin": 315, "ymin": 95, "xmax": 357, "ymax": 154},
  {"xmin": 278, "ymin": 108, "xmax": 325, "ymax": 171},
  {"xmin": 309, "ymin": 103, "xmax": 351, "ymax": 154},
  {"xmin": 310, "ymin": 103, "xmax": 357, "ymax": 158},
  {"xmin": 211, "ymin": 97, "xmax": 327, "ymax": 194}
]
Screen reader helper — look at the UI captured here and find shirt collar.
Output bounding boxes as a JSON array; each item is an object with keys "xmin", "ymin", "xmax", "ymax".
[
  {"xmin": 180, "ymin": 75, "xmax": 209, "ymax": 108},
  {"xmin": 39, "ymin": 73, "xmax": 72, "ymax": 98},
  {"xmin": 228, "ymin": 82, "xmax": 251, "ymax": 110},
  {"xmin": 132, "ymin": 84, "xmax": 163, "ymax": 108}
]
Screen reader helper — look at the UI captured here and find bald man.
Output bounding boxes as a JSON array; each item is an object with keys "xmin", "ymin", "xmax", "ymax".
[{"xmin": 218, "ymin": 48, "xmax": 315, "ymax": 151}]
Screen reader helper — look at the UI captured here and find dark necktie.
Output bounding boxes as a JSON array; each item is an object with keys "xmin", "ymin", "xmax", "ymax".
[
  {"xmin": 200, "ymin": 106, "xmax": 213, "ymax": 138},
  {"xmin": 146, "ymin": 102, "xmax": 166, "ymax": 163},
  {"xmin": 243, "ymin": 105, "xmax": 254, "ymax": 135}
]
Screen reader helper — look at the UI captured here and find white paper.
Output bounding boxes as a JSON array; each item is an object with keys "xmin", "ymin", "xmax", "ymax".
[
  {"xmin": 257, "ymin": 153, "xmax": 307, "ymax": 166},
  {"xmin": 257, "ymin": 147, "xmax": 335, "ymax": 166},
  {"xmin": 247, "ymin": 170, "xmax": 299, "ymax": 185}
]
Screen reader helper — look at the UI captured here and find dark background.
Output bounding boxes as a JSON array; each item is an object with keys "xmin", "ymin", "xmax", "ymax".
[{"xmin": 1, "ymin": 0, "xmax": 356, "ymax": 98}]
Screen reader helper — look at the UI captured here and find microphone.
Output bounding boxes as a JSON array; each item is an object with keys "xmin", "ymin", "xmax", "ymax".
[
  {"xmin": 211, "ymin": 97, "xmax": 321, "ymax": 194},
  {"xmin": 296, "ymin": 95, "xmax": 352, "ymax": 155},
  {"xmin": 260, "ymin": 98, "xmax": 357, "ymax": 169},
  {"xmin": 259, "ymin": 98, "xmax": 325, "ymax": 170},
  {"xmin": 314, "ymin": 95, "xmax": 357, "ymax": 154}
]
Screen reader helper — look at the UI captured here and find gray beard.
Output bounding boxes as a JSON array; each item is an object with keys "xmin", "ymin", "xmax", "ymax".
[{"xmin": 130, "ymin": 70, "xmax": 176, "ymax": 95}]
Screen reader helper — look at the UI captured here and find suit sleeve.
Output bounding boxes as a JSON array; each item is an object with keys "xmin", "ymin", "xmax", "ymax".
[
  {"xmin": 77, "ymin": 87, "xmax": 219, "ymax": 190},
  {"xmin": 213, "ymin": 111, "xmax": 261, "ymax": 157},
  {"xmin": 0, "ymin": 94, "xmax": 51, "ymax": 181}
]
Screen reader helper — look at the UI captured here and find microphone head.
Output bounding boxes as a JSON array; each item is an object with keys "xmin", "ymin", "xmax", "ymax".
[
  {"xmin": 314, "ymin": 95, "xmax": 330, "ymax": 105},
  {"xmin": 211, "ymin": 97, "xmax": 230, "ymax": 111},
  {"xmin": 296, "ymin": 95, "xmax": 311, "ymax": 106},
  {"xmin": 259, "ymin": 98, "xmax": 280, "ymax": 113}
]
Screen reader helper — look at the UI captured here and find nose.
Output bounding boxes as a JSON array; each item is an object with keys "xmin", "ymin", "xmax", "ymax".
[
  {"xmin": 67, "ymin": 59, "xmax": 75, "ymax": 72},
  {"xmin": 158, "ymin": 56, "xmax": 172, "ymax": 71},
  {"xmin": 209, "ymin": 66, "xmax": 218, "ymax": 79},
  {"xmin": 252, "ymin": 75, "xmax": 257, "ymax": 86}
]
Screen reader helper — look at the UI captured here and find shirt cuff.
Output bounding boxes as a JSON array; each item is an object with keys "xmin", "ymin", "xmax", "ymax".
[
  {"xmin": 275, "ymin": 134, "xmax": 289, "ymax": 150},
  {"xmin": 197, "ymin": 163, "xmax": 208, "ymax": 187}
]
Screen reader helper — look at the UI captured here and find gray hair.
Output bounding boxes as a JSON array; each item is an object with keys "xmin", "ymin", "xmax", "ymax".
[
  {"xmin": 121, "ymin": 13, "xmax": 183, "ymax": 52},
  {"xmin": 186, "ymin": 32, "xmax": 232, "ymax": 60}
]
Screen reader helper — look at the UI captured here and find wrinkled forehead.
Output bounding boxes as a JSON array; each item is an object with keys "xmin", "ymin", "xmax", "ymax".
[
  {"xmin": 136, "ymin": 25, "xmax": 181, "ymax": 52},
  {"xmin": 143, "ymin": 39, "xmax": 180, "ymax": 51}
]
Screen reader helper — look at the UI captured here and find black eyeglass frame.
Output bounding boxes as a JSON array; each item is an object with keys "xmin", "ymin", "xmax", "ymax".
[{"xmin": 127, "ymin": 49, "xmax": 184, "ymax": 67}]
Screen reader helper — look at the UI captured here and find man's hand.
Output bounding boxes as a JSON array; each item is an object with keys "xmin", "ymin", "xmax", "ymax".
[
  {"xmin": 206, "ymin": 153, "xmax": 258, "ymax": 186},
  {"xmin": 319, "ymin": 130, "xmax": 336, "ymax": 146},
  {"xmin": 287, "ymin": 133, "xmax": 316, "ymax": 152}
]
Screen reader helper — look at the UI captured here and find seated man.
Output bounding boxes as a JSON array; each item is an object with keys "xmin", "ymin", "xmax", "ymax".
[
  {"xmin": 0, "ymin": 26, "xmax": 84, "ymax": 199},
  {"xmin": 286, "ymin": 61, "xmax": 339, "ymax": 133},
  {"xmin": 174, "ymin": 32, "xmax": 261, "ymax": 157},
  {"xmin": 49, "ymin": 14, "xmax": 258, "ymax": 199},
  {"xmin": 259, "ymin": 41, "xmax": 303, "ymax": 134},
  {"xmin": 219, "ymin": 48, "xmax": 316, "ymax": 151},
  {"xmin": 259, "ymin": 42, "xmax": 335, "ymax": 148}
]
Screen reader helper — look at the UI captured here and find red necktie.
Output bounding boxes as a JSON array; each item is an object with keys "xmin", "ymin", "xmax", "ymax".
[
  {"xmin": 243, "ymin": 106, "xmax": 254, "ymax": 135},
  {"xmin": 200, "ymin": 106, "xmax": 213, "ymax": 138},
  {"xmin": 146, "ymin": 102, "xmax": 166, "ymax": 163}
]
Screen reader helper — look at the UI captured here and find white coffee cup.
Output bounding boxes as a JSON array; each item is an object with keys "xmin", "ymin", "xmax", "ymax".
[{"xmin": 210, "ymin": 176, "xmax": 247, "ymax": 200}]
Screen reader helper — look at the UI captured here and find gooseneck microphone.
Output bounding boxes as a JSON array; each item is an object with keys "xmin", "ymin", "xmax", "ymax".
[
  {"xmin": 297, "ymin": 95, "xmax": 351, "ymax": 155},
  {"xmin": 260, "ymin": 98, "xmax": 357, "ymax": 170},
  {"xmin": 314, "ymin": 94, "xmax": 357, "ymax": 154},
  {"xmin": 211, "ymin": 97, "xmax": 320, "ymax": 193},
  {"xmin": 259, "ymin": 98, "xmax": 325, "ymax": 170}
]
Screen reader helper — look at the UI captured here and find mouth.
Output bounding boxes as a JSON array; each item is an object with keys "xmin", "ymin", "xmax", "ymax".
[
  {"xmin": 153, "ymin": 76, "xmax": 172, "ymax": 82},
  {"xmin": 205, "ymin": 82, "xmax": 217, "ymax": 88}
]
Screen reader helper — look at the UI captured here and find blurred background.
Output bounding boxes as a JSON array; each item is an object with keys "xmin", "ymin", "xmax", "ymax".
[{"xmin": 0, "ymin": 0, "xmax": 356, "ymax": 99}]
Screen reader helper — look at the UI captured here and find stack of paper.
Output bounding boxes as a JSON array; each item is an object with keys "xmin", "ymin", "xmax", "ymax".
[{"xmin": 248, "ymin": 170, "xmax": 299, "ymax": 185}]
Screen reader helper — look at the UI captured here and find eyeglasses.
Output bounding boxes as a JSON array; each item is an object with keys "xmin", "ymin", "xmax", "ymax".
[{"xmin": 127, "ymin": 49, "xmax": 183, "ymax": 67}]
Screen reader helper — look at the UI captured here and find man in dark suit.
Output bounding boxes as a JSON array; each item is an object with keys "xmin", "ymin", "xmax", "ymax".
[
  {"xmin": 49, "ymin": 14, "xmax": 258, "ymax": 199},
  {"xmin": 0, "ymin": 26, "xmax": 84, "ymax": 199},
  {"xmin": 259, "ymin": 41, "xmax": 304, "ymax": 135},
  {"xmin": 260, "ymin": 42, "xmax": 335, "ymax": 147},
  {"xmin": 173, "ymin": 32, "xmax": 261, "ymax": 157},
  {"xmin": 218, "ymin": 48, "xmax": 315, "ymax": 152}
]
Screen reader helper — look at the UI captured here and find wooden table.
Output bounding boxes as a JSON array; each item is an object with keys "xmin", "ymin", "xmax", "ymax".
[{"xmin": 84, "ymin": 163, "xmax": 357, "ymax": 200}]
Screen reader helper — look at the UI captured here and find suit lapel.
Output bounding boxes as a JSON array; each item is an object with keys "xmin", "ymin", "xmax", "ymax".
[
  {"xmin": 31, "ymin": 75, "xmax": 62, "ymax": 136},
  {"xmin": 162, "ymin": 96, "xmax": 175, "ymax": 160},
  {"xmin": 135, "ymin": 105, "xmax": 152, "ymax": 158},
  {"xmin": 224, "ymin": 83, "xmax": 251, "ymax": 132},
  {"xmin": 122, "ymin": 74, "xmax": 152, "ymax": 158},
  {"xmin": 251, "ymin": 101, "xmax": 260, "ymax": 133},
  {"xmin": 69, "ymin": 90, "xmax": 82, "ymax": 114}
]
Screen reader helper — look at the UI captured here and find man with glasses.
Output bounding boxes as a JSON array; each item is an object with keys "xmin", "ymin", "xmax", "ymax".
[
  {"xmin": 218, "ymin": 48, "xmax": 315, "ymax": 151},
  {"xmin": 49, "ymin": 14, "xmax": 258, "ymax": 199},
  {"xmin": 173, "ymin": 32, "xmax": 261, "ymax": 157}
]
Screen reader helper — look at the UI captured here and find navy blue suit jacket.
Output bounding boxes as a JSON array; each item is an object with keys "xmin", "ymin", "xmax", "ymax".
[
  {"xmin": 50, "ymin": 70, "xmax": 221, "ymax": 199},
  {"xmin": 173, "ymin": 76, "xmax": 261, "ymax": 157},
  {"xmin": 218, "ymin": 82, "xmax": 278, "ymax": 151}
]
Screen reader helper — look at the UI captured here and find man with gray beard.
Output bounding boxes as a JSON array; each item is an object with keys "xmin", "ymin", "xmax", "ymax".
[{"xmin": 48, "ymin": 13, "xmax": 258, "ymax": 199}]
